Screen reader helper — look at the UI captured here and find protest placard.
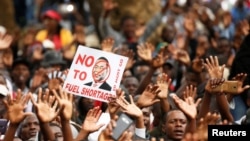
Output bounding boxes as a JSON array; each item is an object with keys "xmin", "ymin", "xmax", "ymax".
[{"xmin": 62, "ymin": 45, "xmax": 128, "ymax": 102}]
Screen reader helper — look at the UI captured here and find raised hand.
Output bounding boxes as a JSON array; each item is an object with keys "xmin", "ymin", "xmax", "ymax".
[
  {"xmin": 238, "ymin": 19, "xmax": 249, "ymax": 36},
  {"xmin": 0, "ymin": 33, "xmax": 13, "ymax": 50},
  {"xmin": 176, "ymin": 34, "xmax": 186, "ymax": 49},
  {"xmin": 171, "ymin": 94, "xmax": 201, "ymax": 119},
  {"xmin": 151, "ymin": 47, "xmax": 168, "ymax": 68},
  {"xmin": 156, "ymin": 73, "xmax": 172, "ymax": 99},
  {"xmin": 116, "ymin": 95, "xmax": 142, "ymax": 118},
  {"xmin": 136, "ymin": 84, "xmax": 161, "ymax": 108},
  {"xmin": 137, "ymin": 42, "xmax": 154, "ymax": 62},
  {"xmin": 195, "ymin": 112, "xmax": 221, "ymax": 140},
  {"xmin": 191, "ymin": 58, "xmax": 204, "ymax": 73},
  {"xmin": 123, "ymin": 49, "xmax": 135, "ymax": 70},
  {"xmin": 182, "ymin": 132, "xmax": 199, "ymax": 141},
  {"xmin": 205, "ymin": 78, "xmax": 225, "ymax": 94},
  {"xmin": 101, "ymin": 37, "xmax": 114, "ymax": 52},
  {"xmin": 118, "ymin": 131, "xmax": 133, "ymax": 141},
  {"xmin": 98, "ymin": 118, "xmax": 116, "ymax": 141},
  {"xmin": 82, "ymin": 106, "xmax": 105, "ymax": 133},
  {"xmin": 173, "ymin": 49, "xmax": 191, "ymax": 66},
  {"xmin": 98, "ymin": 116, "xmax": 133, "ymax": 141},
  {"xmin": 30, "ymin": 88, "xmax": 61, "ymax": 123},
  {"xmin": 184, "ymin": 15, "xmax": 195, "ymax": 34},
  {"xmin": 204, "ymin": 56, "xmax": 225, "ymax": 79},
  {"xmin": 30, "ymin": 68, "xmax": 47, "ymax": 92},
  {"xmin": 183, "ymin": 85, "xmax": 197, "ymax": 100},
  {"xmin": 3, "ymin": 90, "xmax": 32, "ymax": 124},
  {"xmin": 102, "ymin": 0, "xmax": 118, "ymax": 12},
  {"xmin": 32, "ymin": 45, "xmax": 43, "ymax": 61},
  {"xmin": 53, "ymin": 86, "xmax": 73, "ymax": 121},
  {"xmin": 108, "ymin": 88, "xmax": 124, "ymax": 119},
  {"xmin": 231, "ymin": 73, "xmax": 250, "ymax": 94},
  {"xmin": 48, "ymin": 70, "xmax": 65, "ymax": 91}
]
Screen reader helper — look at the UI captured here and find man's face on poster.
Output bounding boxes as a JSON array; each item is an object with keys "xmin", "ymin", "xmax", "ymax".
[{"xmin": 92, "ymin": 59, "xmax": 109, "ymax": 82}]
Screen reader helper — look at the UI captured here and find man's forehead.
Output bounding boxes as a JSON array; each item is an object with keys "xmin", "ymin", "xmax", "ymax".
[{"xmin": 167, "ymin": 110, "xmax": 186, "ymax": 119}]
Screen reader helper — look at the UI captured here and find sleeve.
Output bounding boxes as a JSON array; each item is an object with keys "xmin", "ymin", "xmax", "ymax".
[
  {"xmin": 99, "ymin": 17, "xmax": 124, "ymax": 46},
  {"xmin": 135, "ymin": 127, "xmax": 146, "ymax": 139},
  {"xmin": 138, "ymin": 12, "xmax": 163, "ymax": 43}
]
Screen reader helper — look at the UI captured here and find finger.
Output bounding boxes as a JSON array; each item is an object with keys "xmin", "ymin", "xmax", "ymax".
[
  {"xmin": 195, "ymin": 98, "xmax": 202, "ymax": 107},
  {"xmin": 152, "ymin": 99, "xmax": 160, "ymax": 104},
  {"xmin": 241, "ymin": 73, "xmax": 248, "ymax": 81},
  {"xmin": 95, "ymin": 108, "xmax": 102, "ymax": 120},
  {"xmin": 21, "ymin": 93, "xmax": 30, "ymax": 106},
  {"xmin": 118, "ymin": 131, "xmax": 128, "ymax": 141},
  {"xmin": 16, "ymin": 89, "xmax": 22, "ymax": 103},
  {"xmin": 210, "ymin": 56, "xmax": 215, "ymax": 67},
  {"xmin": 205, "ymin": 58, "xmax": 212, "ymax": 69},
  {"xmin": 6, "ymin": 94, "xmax": 13, "ymax": 105},
  {"xmin": 68, "ymin": 92, "xmax": 73, "ymax": 102},
  {"xmin": 37, "ymin": 88, "xmax": 42, "ymax": 103},
  {"xmin": 44, "ymin": 89, "xmax": 50, "ymax": 103},
  {"xmin": 155, "ymin": 89, "xmax": 161, "ymax": 95},
  {"xmin": 96, "ymin": 123, "xmax": 105, "ymax": 131},
  {"xmin": 23, "ymin": 112, "xmax": 35, "ymax": 118},
  {"xmin": 52, "ymin": 89, "xmax": 60, "ymax": 102},
  {"xmin": 220, "ymin": 64, "xmax": 225, "ymax": 75},
  {"xmin": 121, "ymin": 96, "xmax": 130, "ymax": 105},
  {"xmin": 59, "ymin": 86, "xmax": 65, "ymax": 99},
  {"xmin": 92, "ymin": 106, "xmax": 100, "ymax": 117},
  {"xmin": 55, "ymin": 105, "xmax": 63, "ymax": 119},
  {"xmin": 242, "ymin": 85, "xmax": 250, "ymax": 91},
  {"xmin": 214, "ymin": 56, "xmax": 219, "ymax": 66},
  {"xmin": 128, "ymin": 95, "xmax": 134, "ymax": 105},
  {"xmin": 52, "ymin": 100, "xmax": 59, "ymax": 110},
  {"xmin": 3, "ymin": 99, "xmax": 9, "ymax": 109}
]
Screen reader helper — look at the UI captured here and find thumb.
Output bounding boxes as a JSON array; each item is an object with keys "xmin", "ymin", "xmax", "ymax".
[
  {"xmin": 195, "ymin": 98, "xmax": 202, "ymax": 107},
  {"xmin": 96, "ymin": 123, "xmax": 105, "ymax": 131},
  {"xmin": 243, "ymin": 85, "xmax": 250, "ymax": 91},
  {"xmin": 23, "ymin": 112, "xmax": 34, "ymax": 117},
  {"xmin": 152, "ymin": 99, "xmax": 160, "ymax": 104}
]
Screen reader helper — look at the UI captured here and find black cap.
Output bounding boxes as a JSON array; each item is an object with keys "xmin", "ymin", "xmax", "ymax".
[
  {"xmin": 12, "ymin": 57, "xmax": 31, "ymax": 70},
  {"xmin": 41, "ymin": 50, "xmax": 66, "ymax": 68}
]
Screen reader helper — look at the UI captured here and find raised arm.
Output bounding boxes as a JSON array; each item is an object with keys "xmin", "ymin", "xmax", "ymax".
[
  {"xmin": 53, "ymin": 86, "xmax": 74, "ymax": 141},
  {"xmin": 74, "ymin": 106, "xmax": 105, "ymax": 141},
  {"xmin": 171, "ymin": 85, "xmax": 201, "ymax": 133},
  {"xmin": 3, "ymin": 90, "xmax": 32, "ymax": 141},
  {"xmin": 99, "ymin": 0, "xmax": 122, "ymax": 45},
  {"xmin": 30, "ymin": 88, "xmax": 61, "ymax": 141},
  {"xmin": 135, "ymin": 45, "xmax": 167, "ymax": 94}
]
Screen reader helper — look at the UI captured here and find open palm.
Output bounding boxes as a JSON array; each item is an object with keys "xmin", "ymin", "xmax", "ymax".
[
  {"xmin": 82, "ymin": 106, "xmax": 105, "ymax": 133},
  {"xmin": 156, "ymin": 73, "xmax": 172, "ymax": 99},
  {"xmin": 3, "ymin": 90, "xmax": 31, "ymax": 124},
  {"xmin": 53, "ymin": 86, "xmax": 73, "ymax": 120},
  {"xmin": 30, "ymin": 88, "xmax": 60, "ymax": 123},
  {"xmin": 136, "ymin": 84, "xmax": 160, "ymax": 108},
  {"xmin": 172, "ymin": 95, "xmax": 201, "ymax": 119}
]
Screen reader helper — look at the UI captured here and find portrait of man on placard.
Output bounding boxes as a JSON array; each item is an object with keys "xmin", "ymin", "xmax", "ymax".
[{"xmin": 84, "ymin": 57, "xmax": 112, "ymax": 91}]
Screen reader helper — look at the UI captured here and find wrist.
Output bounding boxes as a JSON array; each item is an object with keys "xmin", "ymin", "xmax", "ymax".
[{"xmin": 9, "ymin": 123, "xmax": 19, "ymax": 127}]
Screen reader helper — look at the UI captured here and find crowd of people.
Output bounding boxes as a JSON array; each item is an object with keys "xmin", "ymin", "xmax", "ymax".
[{"xmin": 0, "ymin": 0, "xmax": 250, "ymax": 140}]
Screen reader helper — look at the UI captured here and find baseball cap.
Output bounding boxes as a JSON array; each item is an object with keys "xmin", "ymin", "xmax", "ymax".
[
  {"xmin": 42, "ymin": 9, "xmax": 61, "ymax": 22},
  {"xmin": 0, "ymin": 84, "xmax": 9, "ymax": 96}
]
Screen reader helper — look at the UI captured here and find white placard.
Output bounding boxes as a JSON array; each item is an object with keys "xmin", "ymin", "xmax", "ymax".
[{"xmin": 63, "ymin": 45, "xmax": 128, "ymax": 102}]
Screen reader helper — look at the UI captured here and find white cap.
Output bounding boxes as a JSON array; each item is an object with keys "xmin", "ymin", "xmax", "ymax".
[
  {"xmin": 0, "ymin": 84, "xmax": 9, "ymax": 96},
  {"xmin": 42, "ymin": 39, "xmax": 55, "ymax": 49}
]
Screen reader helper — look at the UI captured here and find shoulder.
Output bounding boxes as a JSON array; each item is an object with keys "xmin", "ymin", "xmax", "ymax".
[
  {"xmin": 35, "ymin": 29, "xmax": 48, "ymax": 40},
  {"xmin": 84, "ymin": 82, "xmax": 92, "ymax": 86},
  {"xmin": 60, "ymin": 28, "xmax": 73, "ymax": 35}
]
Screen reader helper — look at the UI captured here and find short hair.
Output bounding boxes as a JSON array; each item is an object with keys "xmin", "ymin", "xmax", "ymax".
[
  {"xmin": 97, "ymin": 57, "xmax": 109, "ymax": 63},
  {"xmin": 162, "ymin": 109, "xmax": 183, "ymax": 123},
  {"xmin": 120, "ymin": 15, "xmax": 136, "ymax": 27}
]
